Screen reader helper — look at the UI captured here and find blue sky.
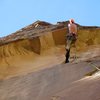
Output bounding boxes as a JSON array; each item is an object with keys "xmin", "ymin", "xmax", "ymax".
[{"xmin": 0, "ymin": 0, "xmax": 100, "ymax": 37}]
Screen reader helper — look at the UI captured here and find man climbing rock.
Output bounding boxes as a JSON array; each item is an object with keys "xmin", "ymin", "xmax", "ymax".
[{"xmin": 65, "ymin": 19, "xmax": 78, "ymax": 63}]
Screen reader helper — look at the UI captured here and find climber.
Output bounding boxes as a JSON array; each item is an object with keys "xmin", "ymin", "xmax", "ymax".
[{"xmin": 65, "ymin": 19, "xmax": 78, "ymax": 63}]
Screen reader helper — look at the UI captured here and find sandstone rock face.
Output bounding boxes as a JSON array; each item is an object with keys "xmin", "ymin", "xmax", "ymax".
[
  {"xmin": 0, "ymin": 61, "xmax": 100, "ymax": 100},
  {"xmin": 0, "ymin": 21, "xmax": 100, "ymax": 78},
  {"xmin": 0, "ymin": 21, "xmax": 100, "ymax": 100}
]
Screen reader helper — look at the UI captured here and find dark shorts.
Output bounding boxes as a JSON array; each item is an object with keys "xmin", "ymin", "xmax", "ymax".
[
  {"xmin": 66, "ymin": 33, "xmax": 77, "ymax": 50},
  {"xmin": 67, "ymin": 33, "xmax": 77, "ymax": 43}
]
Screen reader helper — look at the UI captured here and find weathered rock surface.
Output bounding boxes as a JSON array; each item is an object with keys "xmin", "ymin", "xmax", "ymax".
[
  {"xmin": 0, "ymin": 20, "xmax": 100, "ymax": 100},
  {"xmin": 0, "ymin": 59, "xmax": 100, "ymax": 100}
]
